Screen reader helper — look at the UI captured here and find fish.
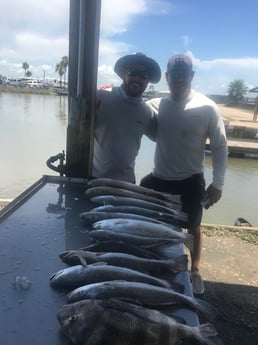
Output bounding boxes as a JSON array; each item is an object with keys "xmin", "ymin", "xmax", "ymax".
[
  {"xmin": 90, "ymin": 204, "xmax": 185, "ymax": 226},
  {"xmin": 81, "ymin": 240, "xmax": 164, "ymax": 260},
  {"xmin": 92, "ymin": 218, "xmax": 193, "ymax": 252},
  {"xmin": 50, "ymin": 263, "xmax": 171, "ymax": 289},
  {"xmin": 80, "ymin": 210, "xmax": 181, "ymax": 229},
  {"xmin": 90, "ymin": 195, "xmax": 187, "ymax": 219},
  {"xmin": 86, "ymin": 177, "xmax": 180, "ymax": 204},
  {"xmin": 89, "ymin": 229, "xmax": 181, "ymax": 247},
  {"xmin": 57, "ymin": 298, "xmax": 222, "ymax": 345},
  {"xmin": 66, "ymin": 280, "xmax": 212, "ymax": 316},
  {"xmin": 85, "ymin": 186, "xmax": 178, "ymax": 208},
  {"xmin": 59, "ymin": 249, "xmax": 188, "ymax": 273}
]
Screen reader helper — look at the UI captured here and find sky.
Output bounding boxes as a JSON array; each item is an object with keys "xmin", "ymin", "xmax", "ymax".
[{"xmin": 1, "ymin": 0, "xmax": 258, "ymax": 96}]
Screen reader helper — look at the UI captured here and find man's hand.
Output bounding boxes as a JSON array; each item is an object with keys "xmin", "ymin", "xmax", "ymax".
[{"xmin": 202, "ymin": 184, "xmax": 222, "ymax": 208}]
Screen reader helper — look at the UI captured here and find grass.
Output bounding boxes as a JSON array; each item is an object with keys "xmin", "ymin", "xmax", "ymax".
[
  {"xmin": 202, "ymin": 225, "xmax": 258, "ymax": 245},
  {"xmin": 0, "ymin": 85, "xmax": 56, "ymax": 95}
]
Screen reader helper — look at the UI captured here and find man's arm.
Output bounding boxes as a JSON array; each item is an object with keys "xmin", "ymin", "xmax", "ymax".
[
  {"xmin": 144, "ymin": 97, "xmax": 161, "ymax": 141},
  {"xmin": 206, "ymin": 105, "xmax": 228, "ymax": 206}
]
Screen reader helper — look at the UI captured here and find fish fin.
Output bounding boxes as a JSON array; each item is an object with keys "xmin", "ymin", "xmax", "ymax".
[
  {"xmin": 142, "ymin": 240, "xmax": 180, "ymax": 249},
  {"xmin": 77, "ymin": 255, "xmax": 87, "ymax": 267},
  {"xmin": 88, "ymin": 262, "xmax": 108, "ymax": 266},
  {"xmin": 113, "ymin": 297, "xmax": 145, "ymax": 307},
  {"xmin": 59, "ymin": 251, "xmax": 87, "ymax": 267}
]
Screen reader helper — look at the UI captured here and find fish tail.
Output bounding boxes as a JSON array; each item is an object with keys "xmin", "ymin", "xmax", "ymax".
[
  {"xmin": 182, "ymin": 233, "xmax": 194, "ymax": 252},
  {"xmin": 59, "ymin": 251, "xmax": 69, "ymax": 260},
  {"xmin": 162, "ymin": 193, "xmax": 181, "ymax": 204},
  {"xmin": 170, "ymin": 254, "xmax": 188, "ymax": 272},
  {"xmin": 196, "ymin": 323, "xmax": 224, "ymax": 345},
  {"xmin": 195, "ymin": 298, "xmax": 214, "ymax": 319}
]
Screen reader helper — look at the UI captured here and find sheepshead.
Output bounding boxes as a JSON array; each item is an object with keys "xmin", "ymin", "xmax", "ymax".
[
  {"xmin": 50, "ymin": 263, "xmax": 171, "ymax": 289},
  {"xmin": 66, "ymin": 281, "xmax": 211, "ymax": 316},
  {"xmin": 86, "ymin": 177, "xmax": 180, "ymax": 204},
  {"xmin": 85, "ymin": 186, "xmax": 177, "ymax": 208},
  {"xmin": 82, "ymin": 240, "xmax": 163, "ymax": 259},
  {"xmin": 59, "ymin": 250, "xmax": 188, "ymax": 273},
  {"xmin": 80, "ymin": 210, "xmax": 181, "ymax": 229},
  {"xmin": 89, "ymin": 229, "xmax": 181, "ymax": 246},
  {"xmin": 92, "ymin": 218, "xmax": 193, "ymax": 252},
  {"xmin": 90, "ymin": 195, "xmax": 186, "ymax": 218},
  {"xmin": 57, "ymin": 298, "xmax": 222, "ymax": 345},
  {"xmin": 90, "ymin": 204, "xmax": 185, "ymax": 226}
]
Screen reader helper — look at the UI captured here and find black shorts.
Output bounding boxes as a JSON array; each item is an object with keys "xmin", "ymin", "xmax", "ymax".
[{"xmin": 140, "ymin": 173, "xmax": 205, "ymax": 228}]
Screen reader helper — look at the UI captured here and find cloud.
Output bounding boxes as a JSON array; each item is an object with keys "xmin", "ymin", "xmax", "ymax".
[
  {"xmin": 187, "ymin": 52, "xmax": 258, "ymax": 95},
  {"xmin": 0, "ymin": 0, "xmax": 69, "ymax": 77},
  {"xmin": 181, "ymin": 35, "xmax": 191, "ymax": 47},
  {"xmin": 100, "ymin": 0, "xmax": 172, "ymax": 37},
  {"xmin": 1, "ymin": 0, "xmax": 258, "ymax": 95},
  {"xmin": 0, "ymin": 0, "xmax": 171, "ymax": 80}
]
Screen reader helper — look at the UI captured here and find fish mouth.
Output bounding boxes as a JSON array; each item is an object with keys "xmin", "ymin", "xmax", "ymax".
[
  {"xmin": 49, "ymin": 272, "xmax": 59, "ymax": 282},
  {"xmin": 59, "ymin": 251, "xmax": 69, "ymax": 258}
]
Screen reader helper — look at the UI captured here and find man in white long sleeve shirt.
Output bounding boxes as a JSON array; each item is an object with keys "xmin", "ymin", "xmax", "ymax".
[
  {"xmin": 93, "ymin": 53, "xmax": 161, "ymax": 182},
  {"xmin": 141, "ymin": 54, "xmax": 228, "ymax": 294}
]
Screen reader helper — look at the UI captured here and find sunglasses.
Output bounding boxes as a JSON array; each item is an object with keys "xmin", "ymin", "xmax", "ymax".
[
  {"xmin": 169, "ymin": 69, "xmax": 192, "ymax": 79},
  {"xmin": 127, "ymin": 68, "xmax": 149, "ymax": 80}
]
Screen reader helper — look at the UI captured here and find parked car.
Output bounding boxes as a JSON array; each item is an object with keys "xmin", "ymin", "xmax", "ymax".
[{"xmin": 8, "ymin": 79, "xmax": 27, "ymax": 87}]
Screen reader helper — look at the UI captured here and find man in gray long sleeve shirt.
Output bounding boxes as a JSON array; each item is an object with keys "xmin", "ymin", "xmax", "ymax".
[
  {"xmin": 141, "ymin": 54, "xmax": 228, "ymax": 294},
  {"xmin": 93, "ymin": 52, "xmax": 161, "ymax": 182}
]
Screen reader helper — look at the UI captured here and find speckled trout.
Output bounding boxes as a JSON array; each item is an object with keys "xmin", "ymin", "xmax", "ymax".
[
  {"xmin": 50, "ymin": 263, "xmax": 171, "ymax": 289},
  {"xmin": 85, "ymin": 186, "xmax": 180, "ymax": 208},
  {"xmin": 90, "ymin": 204, "xmax": 185, "ymax": 226},
  {"xmin": 86, "ymin": 177, "xmax": 180, "ymax": 204},
  {"xmin": 59, "ymin": 249, "xmax": 188, "ymax": 273},
  {"xmin": 80, "ymin": 211, "xmax": 181, "ymax": 229},
  {"xmin": 90, "ymin": 195, "xmax": 187, "ymax": 219},
  {"xmin": 66, "ymin": 281, "xmax": 211, "ymax": 316},
  {"xmin": 92, "ymin": 218, "xmax": 193, "ymax": 252}
]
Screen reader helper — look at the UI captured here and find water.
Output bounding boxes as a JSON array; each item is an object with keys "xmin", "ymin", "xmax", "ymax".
[
  {"xmin": 1, "ymin": 92, "xmax": 258, "ymax": 226},
  {"xmin": 0, "ymin": 92, "xmax": 67, "ymax": 197}
]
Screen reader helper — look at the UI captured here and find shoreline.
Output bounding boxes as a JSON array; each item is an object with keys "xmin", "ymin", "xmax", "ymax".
[{"xmin": 0, "ymin": 85, "xmax": 61, "ymax": 96}]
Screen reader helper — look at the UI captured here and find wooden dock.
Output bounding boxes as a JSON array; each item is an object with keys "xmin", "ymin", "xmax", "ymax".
[
  {"xmin": 206, "ymin": 138, "xmax": 258, "ymax": 157},
  {"xmin": 211, "ymin": 105, "xmax": 258, "ymax": 157},
  {"xmin": 206, "ymin": 139, "xmax": 258, "ymax": 157},
  {"xmin": 227, "ymin": 139, "xmax": 258, "ymax": 156}
]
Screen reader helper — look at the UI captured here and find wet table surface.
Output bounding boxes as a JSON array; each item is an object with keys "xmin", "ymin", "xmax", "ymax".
[{"xmin": 0, "ymin": 176, "xmax": 198, "ymax": 345}]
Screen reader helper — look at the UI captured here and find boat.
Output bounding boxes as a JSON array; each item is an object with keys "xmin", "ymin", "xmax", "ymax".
[
  {"xmin": 55, "ymin": 88, "xmax": 68, "ymax": 96},
  {"xmin": 0, "ymin": 2, "xmax": 201, "ymax": 344},
  {"xmin": 234, "ymin": 217, "xmax": 252, "ymax": 227}
]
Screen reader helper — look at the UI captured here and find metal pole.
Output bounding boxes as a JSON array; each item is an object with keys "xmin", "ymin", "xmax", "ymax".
[{"xmin": 66, "ymin": 0, "xmax": 101, "ymax": 177}]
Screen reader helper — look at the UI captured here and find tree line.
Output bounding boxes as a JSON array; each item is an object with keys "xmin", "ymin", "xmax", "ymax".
[
  {"xmin": 21, "ymin": 58, "xmax": 253, "ymax": 103},
  {"xmin": 22, "ymin": 56, "xmax": 69, "ymax": 88}
]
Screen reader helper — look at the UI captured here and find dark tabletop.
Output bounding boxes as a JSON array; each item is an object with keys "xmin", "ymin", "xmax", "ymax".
[{"xmin": 0, "ymin": 176, "xmax": 198, "ymax": 345}]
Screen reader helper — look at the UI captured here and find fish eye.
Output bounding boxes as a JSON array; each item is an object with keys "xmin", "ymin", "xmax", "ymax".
[{"xmin": 69, "ymin": 315, "xmax": 78, "ymax": 322}]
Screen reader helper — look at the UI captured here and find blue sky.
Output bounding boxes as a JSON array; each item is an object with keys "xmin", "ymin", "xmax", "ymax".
[{"xmin": 1, "ymin": 0, "xmax": 258, "ymax": 95}]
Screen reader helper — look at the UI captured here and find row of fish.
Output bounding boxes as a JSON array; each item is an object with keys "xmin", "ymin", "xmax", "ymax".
[{"xmin": 52, "ymin": 178, "xmax": 222, "ymax": 345}]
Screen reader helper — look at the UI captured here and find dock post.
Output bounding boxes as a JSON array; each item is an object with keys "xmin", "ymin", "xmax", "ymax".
[{"xmin": 66, "ymin": 0, "xmax": 101, "ymax": 178}]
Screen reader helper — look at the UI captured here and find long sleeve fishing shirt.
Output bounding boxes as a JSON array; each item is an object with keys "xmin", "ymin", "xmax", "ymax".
[
  {"xmin": 147, "ymin": 91, "xmax": 228, "ymax": 189},
  {"xmin": 93, "ymin": 87, "xmax": 156, "ymax": 182}
]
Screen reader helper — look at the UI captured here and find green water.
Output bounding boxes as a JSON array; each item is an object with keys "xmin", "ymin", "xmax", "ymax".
[{"xmin": 1, "ymin": 92, "xmax": 258, "ymax": 226}]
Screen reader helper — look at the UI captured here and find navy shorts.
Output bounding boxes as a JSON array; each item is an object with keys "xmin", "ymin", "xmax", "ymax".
[{"xmin": 140, "ymin": 173, "xmax": 206, "ymax": 228}]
